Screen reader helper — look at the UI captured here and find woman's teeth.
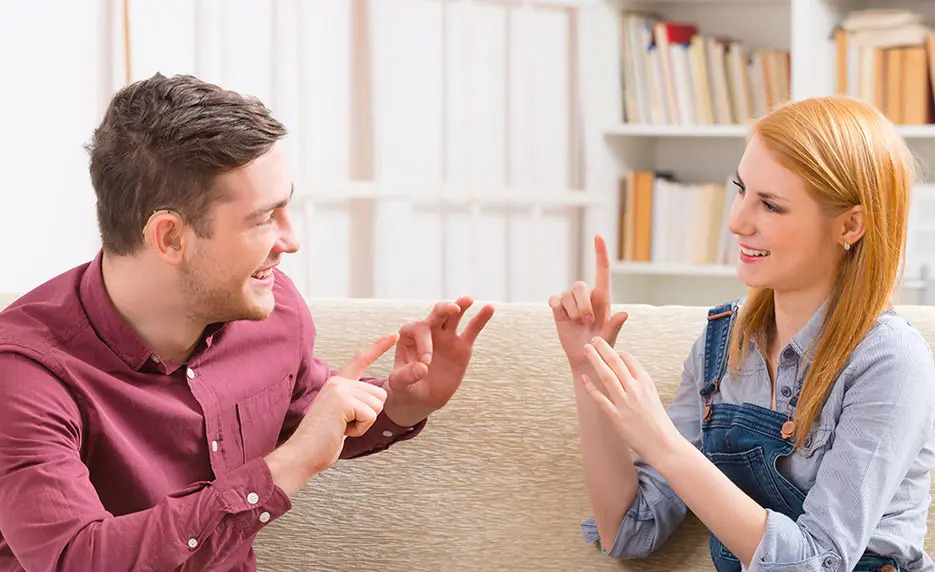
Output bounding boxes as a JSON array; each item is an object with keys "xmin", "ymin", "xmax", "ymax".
[
  {"xmin": 740, "ymin": 246, "xmax": 770, "ymax": 257},
  {"xmin": 252, "ymin": 269, "xmax": 272, "ymax": 279}
]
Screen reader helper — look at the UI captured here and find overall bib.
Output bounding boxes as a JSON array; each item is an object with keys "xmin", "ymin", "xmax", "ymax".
[{"xmin": 700, "ymin": 301, "xmax": 899, "ymax": 572}]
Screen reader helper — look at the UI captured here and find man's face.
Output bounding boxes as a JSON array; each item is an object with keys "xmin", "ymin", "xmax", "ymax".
[{"xmin": 180, "ymin": 144, "xmax": 299, "ymax": 324}]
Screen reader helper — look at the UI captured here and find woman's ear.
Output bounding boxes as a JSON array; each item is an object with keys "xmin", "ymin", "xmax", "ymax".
[{"xmin": 837, "ymin": 205, "xmax": 865, "ymax": 249}]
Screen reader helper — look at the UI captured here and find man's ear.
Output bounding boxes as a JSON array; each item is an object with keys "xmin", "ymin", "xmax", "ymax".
[
  {"xmin": 838, "ymin": 204, "xmax": 865, "ymax": 249},
  {"xmin": 143, "ymin": 210, "xmax": 186, "ymax": 263}
]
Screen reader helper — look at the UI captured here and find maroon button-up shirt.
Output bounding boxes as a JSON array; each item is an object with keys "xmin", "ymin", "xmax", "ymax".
[{"xmin": 0, "ymin": 254, "xmax": 423, "ymax": 571}]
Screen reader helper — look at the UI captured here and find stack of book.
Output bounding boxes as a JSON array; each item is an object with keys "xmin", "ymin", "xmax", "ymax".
[
  {"xmin": 619, "ymin": 13, "xmax": 790, "ymax": 125},
  {"xmin": 617, "ymin": 171, "xmax": 739, "ymax": 266},
  {"xmin": 835, "ymin": 9, "xmax": 935, "ymax": 124}
]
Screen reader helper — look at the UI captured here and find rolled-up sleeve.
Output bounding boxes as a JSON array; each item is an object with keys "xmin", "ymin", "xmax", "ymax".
[
  {"xmin": 747, "ymin": 324, "xmax": 935, "ymax": 571},
  {"xmin": 582, "ymin": 332, "xmax": 707, "ymax": 558}
]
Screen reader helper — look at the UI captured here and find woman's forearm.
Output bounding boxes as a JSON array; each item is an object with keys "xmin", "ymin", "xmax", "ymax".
[
  {"xmin": 573, "ymin": 368, "xmax": 639, "ymax": 549},
  {"xmin": 653, "ymin": 437, "xmax": 768, "ymax": 566}
]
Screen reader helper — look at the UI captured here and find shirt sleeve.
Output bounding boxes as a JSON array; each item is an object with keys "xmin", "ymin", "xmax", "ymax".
[
  {"xmin": 0, "ymin": 351, "xmax": 291, "ymax": 572},
  {"xmin": 582, "ymin": 330, "xmax": 706, "ymax": 558},
  {"xmin": 747, "ymin": 323, "xmax": 935, "ymax": 571},
  {"xmin": 281, "ymin": 294, "xmax": 425, "ymax": 458}
]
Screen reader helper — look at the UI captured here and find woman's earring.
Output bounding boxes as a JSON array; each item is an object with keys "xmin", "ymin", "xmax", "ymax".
[{"xmin": 843, "ymin": 242, "xmax": 851, "ymax": 251}]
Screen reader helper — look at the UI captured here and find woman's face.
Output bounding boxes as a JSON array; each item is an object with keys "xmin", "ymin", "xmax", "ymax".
[{"xmin": 728, "ymin": 134, "xmax": 848, "ymax": 298}]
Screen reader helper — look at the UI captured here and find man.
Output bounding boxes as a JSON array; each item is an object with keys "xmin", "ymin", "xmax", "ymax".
[{"xmin": 0, "ymin": 73, "xmax": 494, "ymax": 571}]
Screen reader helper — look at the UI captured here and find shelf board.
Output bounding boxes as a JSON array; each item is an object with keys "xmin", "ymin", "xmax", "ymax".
[
  {"xmin": 605, "ymin": 124, "xmax": 748, "ymax": 138},
  {"xmin": 622, "ymin": 0, "xmax": 788, "ymax": 3},
  {"xmin": 894, "ymin": 125, "xmax": 935, "ymax": 139},
  {"xmin": 607, "ymin": 123, "xmax": 935, "ymax": 140},
  {"xmin": 611, "ymin": 262, "xmax": 738, "ymax": 277}
]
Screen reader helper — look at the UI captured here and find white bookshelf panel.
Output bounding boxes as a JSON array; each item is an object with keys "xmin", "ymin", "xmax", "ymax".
[
  {"xmin": 606, "ymin": 124, "xmax": 749, "ymax": 137},
  {"xmin": 619, "ymin": 1, "xmax": 790, "ymax": 52},
  {"xmin": 652, "ymin": 138, "xmax": 748, "ymax": 184},
  {"xmin": 611, "ymin": 273, "xmax": 749, "ymax": 306},
  {"xmin": 612, "ymin": 262, "xmax": 737, "ymax": 277}
]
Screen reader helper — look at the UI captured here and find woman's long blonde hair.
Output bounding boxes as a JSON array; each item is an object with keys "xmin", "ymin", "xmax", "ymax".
[{"xmin": 727, "ymin": 97, "xmax": 916, "ymax": 448}]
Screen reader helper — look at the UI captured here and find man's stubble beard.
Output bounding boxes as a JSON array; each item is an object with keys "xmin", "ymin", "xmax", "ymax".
[{"xmin": 180, "ymin": 252, "xmax": 271, "ymax": 326}]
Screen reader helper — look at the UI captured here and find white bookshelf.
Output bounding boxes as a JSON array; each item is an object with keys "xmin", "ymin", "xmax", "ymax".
[
  {"xmin": 611, "ymin": 262, "xmax": 737, "ymax": 277},
  {"xmin": 605, "ymin": 124, "xmax": 748, "ymax": 138},
  {"xmin": 577, "ymin": 0, "xmax": 935, "ymax": 306}
]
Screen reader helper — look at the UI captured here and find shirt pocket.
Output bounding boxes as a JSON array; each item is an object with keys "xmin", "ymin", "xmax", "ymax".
[
  {"xmin": 236, "ymin": 374, "xmax": 295, "ymax": 464},
  {"xmin": 799, "ymin": 425, "xmax": 834, "ymax": 459}
]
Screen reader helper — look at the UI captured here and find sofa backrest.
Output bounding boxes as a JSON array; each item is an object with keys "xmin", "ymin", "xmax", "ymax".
[
  {"xmin": 1, "ymin": 293, "xmax": 933, "ymax": 569},
  {"xmin": 251, "ymin": 299, "xmax": 935, "ymax": 571}
]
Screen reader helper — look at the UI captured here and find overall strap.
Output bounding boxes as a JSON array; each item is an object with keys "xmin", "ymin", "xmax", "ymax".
[{"xmin": 701, "ymin": 300, "xmax": 740, "ymax": 399}]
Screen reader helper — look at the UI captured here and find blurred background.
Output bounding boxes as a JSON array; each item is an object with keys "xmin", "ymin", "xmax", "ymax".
[{"xmin": 1, "ymin": 0, "xmax": 933, "ymax": 306}]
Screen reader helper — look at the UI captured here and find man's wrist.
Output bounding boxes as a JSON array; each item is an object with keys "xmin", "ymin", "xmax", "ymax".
[
  {"xmin": 265, "ymin": 443, "xmax": 315, "ymax": 497},
  {"xmin": 381, "ymin": 382, "xmax": 431, "ymax": 428}
]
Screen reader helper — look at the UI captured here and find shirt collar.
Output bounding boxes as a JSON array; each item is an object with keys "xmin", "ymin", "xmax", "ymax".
[
  {"xmin": 79, "ymin": 251, "xmax": 165, "ymax": 373},
  {"xmin": 743, "ymin": 297, "xmax": 829, "ymax": 368},
  {"xmin": 79, "ymin": 252, "xmax": 230, "ymax": 374},
  {"xmin": 785, "ymin": 298, "xmax": 830, "ymax": 365}
]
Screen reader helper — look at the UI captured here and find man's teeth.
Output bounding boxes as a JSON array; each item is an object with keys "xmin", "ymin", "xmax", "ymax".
[
  {"xmin": 252, "ymin": 269, "xmax": 272, "ymax": 279},
  {"xmin": 740, "ymin": 246, "xmax": 770, "ymax": 257}
]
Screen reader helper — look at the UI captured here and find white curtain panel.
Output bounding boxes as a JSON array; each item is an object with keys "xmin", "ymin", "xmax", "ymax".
[{"xmin": 117, "ymin": 0, "xmax": 580, "ymax": 302}]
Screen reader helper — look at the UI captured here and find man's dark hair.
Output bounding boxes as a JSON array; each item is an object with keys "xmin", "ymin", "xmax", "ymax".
[{"xmin": 86, "ymin": 73, "xmax": 287, "ymax": 255}]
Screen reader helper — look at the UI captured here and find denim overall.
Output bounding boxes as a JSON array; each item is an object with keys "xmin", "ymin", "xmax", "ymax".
[{"xmin": 700, "ymin": 301, "xmax": 899, "ymax": 572}]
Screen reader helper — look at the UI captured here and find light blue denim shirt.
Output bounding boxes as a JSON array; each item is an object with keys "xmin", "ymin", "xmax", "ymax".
[{"xmin": 583, "ymin": 304, "xmax": 935, "ymax": 571}]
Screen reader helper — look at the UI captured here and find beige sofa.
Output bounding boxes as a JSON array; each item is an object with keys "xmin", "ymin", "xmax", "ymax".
[
  {"xmin": 254, "ymin": 299, "xmax": 935, "ymax": 571},
  {"xmin": 1, "ymin": 294, "xmax": 933, "ymax": 570}
]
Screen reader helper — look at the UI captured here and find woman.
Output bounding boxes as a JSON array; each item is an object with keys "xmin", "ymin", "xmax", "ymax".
[{"xmin": 550, "ymin": 97, "xmax": 935, "ymax": 571}]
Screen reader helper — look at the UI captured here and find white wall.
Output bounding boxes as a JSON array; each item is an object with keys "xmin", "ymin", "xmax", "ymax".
[{"xmin": 0, "ymin": 0, "xmax": 110, "ymax": 293}]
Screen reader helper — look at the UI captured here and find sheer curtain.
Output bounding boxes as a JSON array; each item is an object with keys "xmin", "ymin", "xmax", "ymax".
[{"xmin": 1, "ymin": 0, "xmax": 584, "ymax": 302}]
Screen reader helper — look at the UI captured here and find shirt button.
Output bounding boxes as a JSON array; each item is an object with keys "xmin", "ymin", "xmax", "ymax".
[
  {"xmin": 211, "ymin": 440, "xmax": 218, "ymax": 453},
  {"xmin": 247, "ymin": 492, "xmax": 259, "ymax": 504},
  {"xmin": 822, "ymin": 556, "xmax": 835, "ymax": 569},
  {"xmin": 782, "ymin": 348, "xmax": 796, "ymax": 361},
  {"xmin": 382, "ymin": 431, "xmax": 394, "ymax": 438},
  {"xmin": 186, "ymin": 368, "xmax": 195, "ymax": 379},
  {"xmin": 150, "ymin": 355, "xmax": 159, "ymax": 363},
  {"xmin": 187, "ymin": 538, "xmax": 198, "ymax": 549},
  {"xmin": 780, "ymin": 386, "xmax": 791, "ymax": 398},
  {"xmin": 259, "ymin": 511, "xmax": 271, "ymax": 523}
]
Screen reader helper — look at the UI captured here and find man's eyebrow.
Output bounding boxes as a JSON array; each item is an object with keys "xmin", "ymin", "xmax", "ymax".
[{"xmin": 247, "ymin": 184, "xmax": 294, "ymax": 219}]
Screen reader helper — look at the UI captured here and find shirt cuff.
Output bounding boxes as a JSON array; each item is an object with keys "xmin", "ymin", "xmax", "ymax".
[
  {"xmin": 340, "ymin": 411, "xmax": 427, "ymax": 459},
  {"xmin": 212, "ymin": 458, "xmax": 292, "ymax": 536},
  {"xmin": 750, "ymin": 509, "xmax": 843, "ymax": 572},
  {"xmin": 580, "ymin": 465, "xmax": 685, "ymax": 559}
]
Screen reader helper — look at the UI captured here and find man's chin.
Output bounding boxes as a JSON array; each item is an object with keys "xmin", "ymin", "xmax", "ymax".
[
  {"xmin": 220, "ymin": 293, "xmax": 275, "ymax": 323},
  {"xmin": 241, "ymin": 296, "xmax": 275, "ymax": 321}
]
